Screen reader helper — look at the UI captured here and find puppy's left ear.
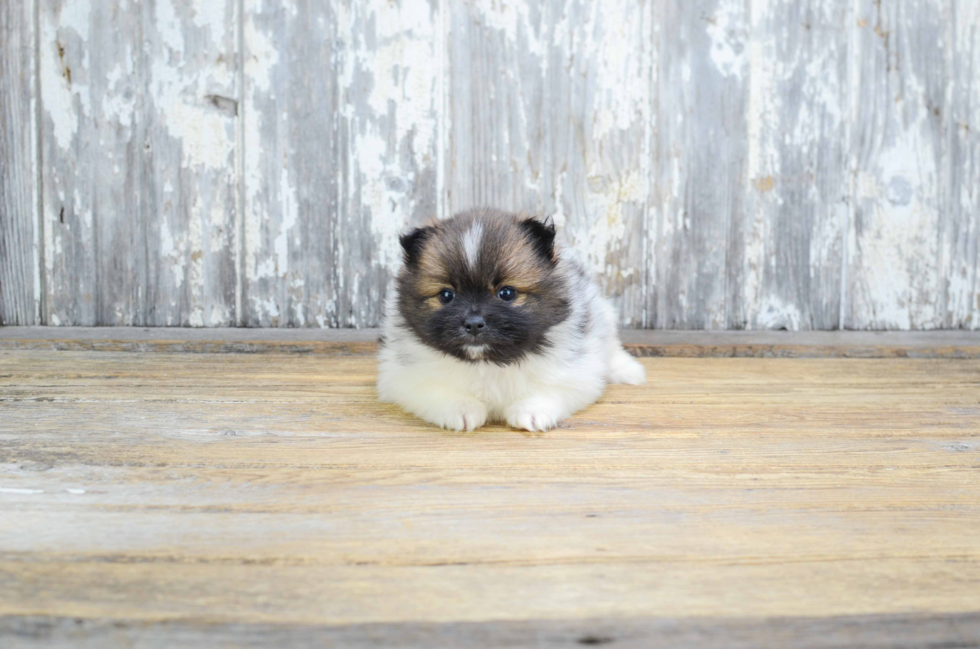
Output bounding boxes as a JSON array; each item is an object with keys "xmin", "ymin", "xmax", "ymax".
[{"xmin": 518, "ymin": 216, "xmax": 557, "ymax": 264}]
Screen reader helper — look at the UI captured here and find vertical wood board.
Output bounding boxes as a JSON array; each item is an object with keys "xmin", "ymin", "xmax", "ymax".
[
  {"xmin": 243, "ymin": 0, "xmax": 440, "ymax": 328},
  {"xmin": 141, "ymin": 0, "xmax": 240, "ymax": 326},
  {"xmin": 736, "ymin": 0, "xmax": 848, "ymax": 330},
  {"xmin": 650, "ymin": 0, "xmax": 749, "ymax": 329},
  {"xmin": 0, "ymin": 0, "xmax": 39, "ymax": 325},
  {"xmin": 38, "ymin": 0, "xmax": 238, "ymax": 326},
  {"xmin": 4, "ymin": 0, "xmax": 979, "ymax": 329},
  {"xmin": 844, "ymin": 0, "xmax": 948, "ymax": 330},
  {"xmin": 943, "ymin": 0, "xmax": 980, "ymax": 329},
  {"xmin": 448, "ymin": 0, "xmax": 652, "ymax": 326}
]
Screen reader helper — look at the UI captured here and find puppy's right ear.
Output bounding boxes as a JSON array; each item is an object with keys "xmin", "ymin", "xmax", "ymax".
[{"xmin": 400, "ymin": 226, "xmax": 433, "ymax": 267}]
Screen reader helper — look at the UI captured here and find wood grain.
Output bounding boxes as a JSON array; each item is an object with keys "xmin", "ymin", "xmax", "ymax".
[
  {"xmin": 242, "ymin": 0, "xmax": 439, "ymax": 328},
  {"xmin": 140, "ymin": 0, "xmax": 239, "ymax": 326},
  {"xmin": 39, "ymin": 0, "xmax": 143, "ymax": 325},
  {"xmin": 650, "ymin": 0, "xmax": 748, "ymax": 329},
  {"xmin": 845, "ymin": 0, "xmax": 954, "ymax": 329},
  {"xmin": 737, "ymin": 0, "xmax": 847, "ymax": 330},
  {"xmin": 38, "ymin": 0, "xmax": 238, "ymax": 326},
  {"xmin": 1, "ymin": 327, "xmax": 978, "ymax": 357},
  {"xmin": 6, "ymin": 0, "xmax": 980, "ymax": 330},
  {"xmin": 335, "ymin": 0, "xmax": 441, "ymax": 327},
  {"xmin": 5, "ymin": 612, "xmax": 980, "ymax": 649},
  {"xmin": 241, "ymin": 0, "xmax": 340, "ymax": 327},
  {"xmin": 1, "ymin": 349, "xmax": 978, "ymax": 644},
  {"xmin": 945, "ymin": 0, "xmax": 980, "ymax": 329},
  {"xmin": 0, "ymin": 0, "xmax": 38, "ymax": 326},
  {"xmin": 448, "ymin": 0, "xmax": 652, "ymax": 326}
]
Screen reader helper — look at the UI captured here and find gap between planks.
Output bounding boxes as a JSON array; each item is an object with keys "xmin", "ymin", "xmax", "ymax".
[
  {"xmin": 3, "ymin": 611, "xmax": 979, "ymax": 649},
  {"xmin": 0, "ymin": 327, "xmax": 977, "ymax": 358}
]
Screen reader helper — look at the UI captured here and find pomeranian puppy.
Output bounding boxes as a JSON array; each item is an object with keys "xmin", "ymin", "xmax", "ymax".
[{"xmin": 377, "ymin": 208, "xmax": 645, "ymax": 432}]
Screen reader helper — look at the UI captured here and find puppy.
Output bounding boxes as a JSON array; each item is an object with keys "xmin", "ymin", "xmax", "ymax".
[{"xmin": 377, "ymin": 208, "xmax": 645, "ymax": 432}]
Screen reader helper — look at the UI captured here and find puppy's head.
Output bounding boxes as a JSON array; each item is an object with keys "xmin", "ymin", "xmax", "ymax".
[{"xmin": 396, "ymin": 208, "xmax": 570, "ymax": 365}]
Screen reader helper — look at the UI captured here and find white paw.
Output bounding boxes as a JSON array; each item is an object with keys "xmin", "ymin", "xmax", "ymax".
[
  {"xmin": 608, "ymin": 350, "xmax": 646, "ymax": 385},
  {"xmin": 505, "ymin": 399, "xmax": 564, "ymax": 432},
  {"xmin": 426, "ymin": 399, "xmax": 488, "ymax": 432}
]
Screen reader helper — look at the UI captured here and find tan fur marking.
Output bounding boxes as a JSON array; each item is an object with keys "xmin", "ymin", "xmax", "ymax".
[
  {"xmin": 423, "ymin": 296, "xmax": 444, "ymax": 311},
  {"xmin": 416, "ymin": 231, "xmax": 449, "ymax": 281},
  {"xmin": 413, "ymin": 231, "xmax": 453, "ymax": 297},
  {"xmin": 495, "ymin": 225, "xmax": 549, "ymax": 292},
  {"xmin": 416, "ymin": 277, "xmax": 451, "ymax": 297}
]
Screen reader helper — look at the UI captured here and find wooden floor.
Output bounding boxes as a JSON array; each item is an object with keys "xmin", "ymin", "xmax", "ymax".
[{"xmin": 1, "ymin": 332, "xmax": 979, "ymax": 647}]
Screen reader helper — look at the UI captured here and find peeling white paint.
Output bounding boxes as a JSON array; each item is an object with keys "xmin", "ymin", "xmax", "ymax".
[
  {"xmin": 275, "ymin": 166, "xmax": 296, "ymax": 278},
  {"xmin": 706, "ymin": 0, "xmax": 747, "ymax": 80},
  {"xmin": 551, "ymin": 169, "xmax": 567, "ymax": 229},
  {"xmin": 578, "ymin": 169, "xmax": 643, "ymax": 281},
  {"xmin": 189, "ymin": 0, "xmax": 227, "ymax": 45},
  {"xmin": 343, "ymin": 0, "xmax": 441, "ymax": 276},
  {"xmin": 242, "ymin": 0, "xmax": 279, "ymax": 291},
  {"xmin": 102, "ymin": 61, "xmax": 136, "ymax": 129},
  {"xmin": 154, "ymin": 0, "xmax": 186, "ymax": 54},
  {"xmin": 253, "ymin": 297, "xmax": 280, "ymax": 319},
  {"xmin": 477, "ymin": 0, "xmax": 546, "ymax": 62},
  {"xmin": 26, "ymin": 0, "xmax": 975, "ymax": 330},
  {"xmin": 756, "ymin": 295, "xmax": 802, "ymax": 331},
  {"xmin": 150, "ymin": 57, "xmax": 234, "ymax": 170},
  {"xmin": 149, "ymin": 0, "xmax": 235, "ymax": 171},
  {"xmin": 589, "ymin": 1, "xmax": 647, "ymax": 141},
  {"xmin": 160, "ymin": 221, "xmax": 184, "ymax": 289},
  {"xmin": 355, "ymin": 130, "xmax": 405, "ymax": 271},
  {"xmin": 208, "ymin": 305, "xmax": 230, "ymax": 326},
  {"xmin": 255, "ymin": 258, "xmax": 276, "ymax": 280},
  {"xmin": 242, "ymin": 3, "xmax": 278, "ymax": 93},
  {"xmin": 851, "ymin": 126, "xmax": 941, "ymax": 329},
  {"xmin": 40, "ymin": 14, "xmax": 81, "ymax": 150}
]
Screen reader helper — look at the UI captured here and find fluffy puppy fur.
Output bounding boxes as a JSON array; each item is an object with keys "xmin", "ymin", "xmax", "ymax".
[{"xmin": 377, "ymin": 208, "xmax": 645, "ymax": 432}]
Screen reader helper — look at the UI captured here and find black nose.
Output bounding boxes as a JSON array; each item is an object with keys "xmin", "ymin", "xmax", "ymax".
[{"xmin": 463, "ymin": 315, "xmax": 486, "ymax": 335}]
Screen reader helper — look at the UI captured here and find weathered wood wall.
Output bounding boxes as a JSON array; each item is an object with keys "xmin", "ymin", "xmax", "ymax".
[{"xmin": 1, "ymin": 0, "xmax": 978, "ymax": 329}]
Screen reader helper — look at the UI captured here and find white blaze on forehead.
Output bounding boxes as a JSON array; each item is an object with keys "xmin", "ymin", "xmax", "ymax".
[{"xmin": 462, "ymin": 223, "xmax": 484, "ymax": 269}]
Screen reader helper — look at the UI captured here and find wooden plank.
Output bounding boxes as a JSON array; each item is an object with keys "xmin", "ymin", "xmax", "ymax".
[
  {"xmin": 844, "ymin": 0, "xmax": 948, "ymax": 329},
  {"xmin": 242, "ymin": 0, "xmax": 440, "ymax": 328},
  {"xmin": 140, "ymin": 0, "xmax": 239, "ymax": 326},
  {"xmin": 737, "ymin": 0, "xmax": 848, "ymax": 330},
  {"xmin": 0, "ymin": 351, "xmax": 978, "ymax": 640},
  {"xmin": 336, "ymin": 0, "xmax": 442, "ymax": 327},
  {"xmin": 4, "ymin": 612, "xmax": 980, "ymax": 649},
  {"xmin": 38, "ymin": 0, "xmax": 140, "ymax": 325},
  {"xmin": 0, "ymin": 327, "xmax": 978, "ymax": 357},
  {"xmin": 944, "ymin": 1, "xmax": 980, "ymax": 329},
  {"xmin": 0, "ymin": 0, "xmax": 38, "ymax": 326},
  {"xmin": 241, "ymin": 0, "xmax": 339, "ymax": 327},
  {"xmin": 38, "ymin": 0, "xmax": 238, "ymax": 326},
  {"xmin": 448, "ymin": 0, "xmax": 652, "ymax": 326},
  {"xmin": 650, "ymin": 0, "xmax": 748, "ymax": 329}
]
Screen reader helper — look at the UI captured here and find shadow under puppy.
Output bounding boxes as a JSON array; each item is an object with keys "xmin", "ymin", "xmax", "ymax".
[{"xmin": 378, "ymin": 208, "xmax": 645, "ymax": 432}]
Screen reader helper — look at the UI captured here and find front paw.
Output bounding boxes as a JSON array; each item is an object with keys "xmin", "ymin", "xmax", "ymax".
[
  {"xmin": 505, "ymin": 398, "xmax": 565, "ymax": 432},
  {"xmin": 425, "ymin": 399, "xmax": 488, "ymax": 432}
]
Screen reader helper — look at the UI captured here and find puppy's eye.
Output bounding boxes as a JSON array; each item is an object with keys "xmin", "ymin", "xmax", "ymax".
[
  {"xmin": 438, "ymin": 289, "xmax": 455, "ymax": 304},
  {"xmin": 497, "ymin": 286, "xmax": 517, "ymax": 302}
]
